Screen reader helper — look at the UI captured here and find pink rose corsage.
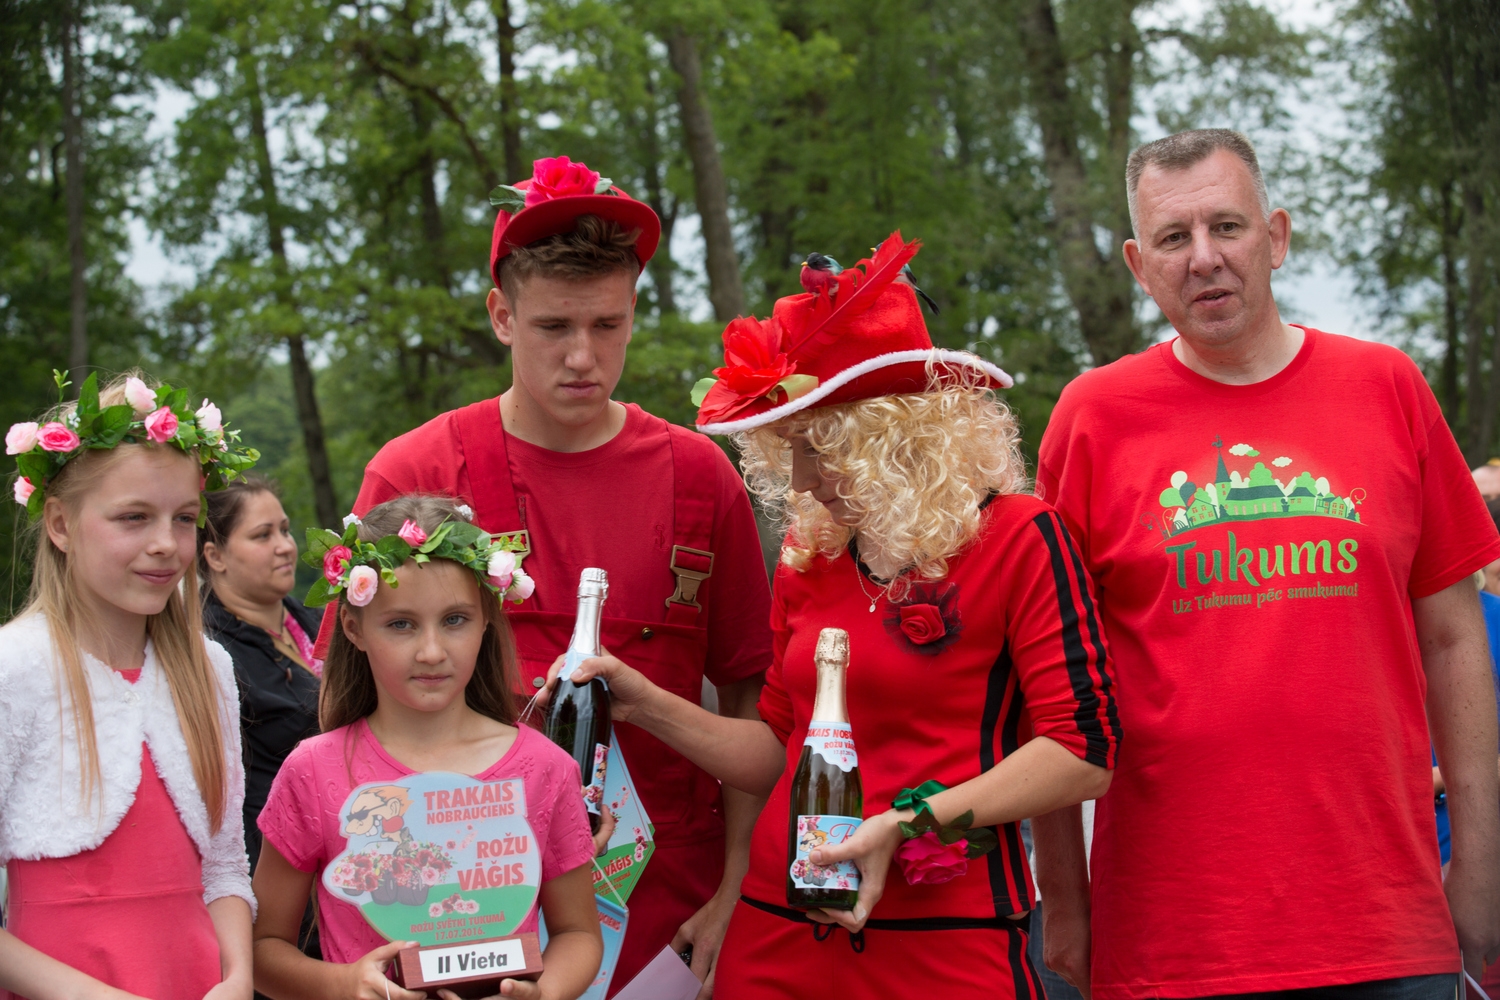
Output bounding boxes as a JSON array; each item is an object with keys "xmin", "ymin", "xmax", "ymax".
[{"xmin": 892, "ymin": 781, "xmax": 999, "ymax": 887}]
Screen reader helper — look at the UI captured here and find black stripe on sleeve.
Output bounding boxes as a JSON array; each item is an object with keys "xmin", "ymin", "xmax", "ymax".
[
  {"xmin": 1031, "ymin": 511, "xmax": 1111, "ymax": 766},
  {"xmin": 980, "ymin": 643, "xmax": 1032, "ymax": 917},
  {"xmin": 1058, "ymin": 516, "xmax": 1123, "ymax": 757}
]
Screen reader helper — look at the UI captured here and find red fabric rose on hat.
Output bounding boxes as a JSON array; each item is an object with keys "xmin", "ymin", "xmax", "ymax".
[
  {"xmin": 696, "ymin": 316, "xmax": 802, "ymax": 424},
  {"xmin": 898, "ymin": 604, "xmax": 945, "ymax": 644},
  {"xmin": 526, "ymin": 156, "xmax": 601, "ymax": 208},
  {"xmin": 896, "ymin": 831, "xmax": 969, "ymax": 885}
]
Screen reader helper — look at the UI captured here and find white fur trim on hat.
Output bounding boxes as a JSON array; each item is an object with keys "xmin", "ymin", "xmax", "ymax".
[{"xmin": 695, "ymin": 349, "xmax": 1015, "ymax": 435}]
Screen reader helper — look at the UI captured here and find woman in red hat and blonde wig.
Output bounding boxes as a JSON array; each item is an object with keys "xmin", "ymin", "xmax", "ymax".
[{"xmin": 550, "ymin": 234, "xmax": 1122, "ymax": 997}]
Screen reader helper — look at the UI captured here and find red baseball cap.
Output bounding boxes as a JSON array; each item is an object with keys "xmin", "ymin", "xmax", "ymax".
[
  {"xmin": 489, "ymin": 156, "xmax": 661, "ymax": 290},
  {"xmin": 692, "ymin": 232, "xmax": 1013, "ymax": 434}
]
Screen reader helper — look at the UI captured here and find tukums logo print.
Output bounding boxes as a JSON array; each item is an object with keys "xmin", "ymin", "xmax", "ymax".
[{"xmin": 1156, "ymin": 437, "xmax": 1366, "ymax": 538}]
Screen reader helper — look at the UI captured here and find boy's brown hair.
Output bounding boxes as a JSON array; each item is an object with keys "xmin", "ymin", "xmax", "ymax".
[{"xmin": 497, "ymin": 214, "xmax": 641, "ymax": 301}]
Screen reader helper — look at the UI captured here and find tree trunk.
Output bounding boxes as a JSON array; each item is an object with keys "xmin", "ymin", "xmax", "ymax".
[
  {"xmin": 1440, "ymin": 178, "xmax": 1462, "ymax": 418},
  {"xmin": 62, "ymin": 0, "xmax": 87, "ymax": 387},
  {"xmin": 666, "ymin": 30, "xmax": 745, "ymax": 321},
  {"xmin": 1463, "ymin": 182, "xmax": 1490, "ymax": 458},
  {"xmin": 493, "ymin": 0, "xmax": 524, "ymax": 184},
  {"xmin": 1015, "ymin": 0, "xmax": 1140, "ymax": 365},
  {"xmin": 241, "ymin": 52, "xmax": 340, "ymax": 528},
  {"xmin": 409, "ymin": 92, "xmax": 508, "ymax": 364},
  {"xmin": 640, "ymin": 69, "xmax": 677, "ymax": 315}
]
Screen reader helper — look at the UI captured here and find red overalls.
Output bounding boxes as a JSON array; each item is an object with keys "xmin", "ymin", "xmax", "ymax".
[{"xmin": 451, "ymin": 400, "xmax": 729, "ymax": 993}]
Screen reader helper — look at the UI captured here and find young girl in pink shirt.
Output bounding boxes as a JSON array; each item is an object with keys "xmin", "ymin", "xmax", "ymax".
[
  {"xmin": 0, "ymin": 372, "xmax": 259, "ymax": 1000},
  {"xmin": 251, "ymin": 495, "xmax": 600, "ymax": 1000}
]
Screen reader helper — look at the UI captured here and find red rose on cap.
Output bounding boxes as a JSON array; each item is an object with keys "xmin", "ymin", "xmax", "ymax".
[
  {"xmin": 695, "ymin": 316, "xmax": 814, "ymax": 424},
  {"xmin": 489, "ymin": 155, "xmax": 662, "ymax": 289},
  {"xmin": 526, "ymin": 156, "xmax": 601, "ymax": 208}
]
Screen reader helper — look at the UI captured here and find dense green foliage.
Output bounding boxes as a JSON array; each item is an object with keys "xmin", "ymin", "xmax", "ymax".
[{"xmin": 2, "ymin": 0, "xmax": 1494, "ymax": 614}]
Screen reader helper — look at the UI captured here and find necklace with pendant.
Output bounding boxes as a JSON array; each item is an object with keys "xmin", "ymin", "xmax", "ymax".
[
  {"xmin": 854, "ymin": 569, "xmax": 882, "ymax": 613},
  {"xmin": 850, "ymin": 538, "xmax": 897, "ymax": 613}
]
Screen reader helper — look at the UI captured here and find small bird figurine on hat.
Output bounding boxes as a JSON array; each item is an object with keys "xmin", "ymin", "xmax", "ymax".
[
  {"xmin": 799, "ymin": 252, "xmax": 843, "ymax": 299},
  {"xmin": 869, "ymin": 245, "xmax": 940, "ymax": 314}
]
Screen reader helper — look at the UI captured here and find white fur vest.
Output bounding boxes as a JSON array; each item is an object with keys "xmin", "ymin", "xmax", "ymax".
[{"xmin": 0, "ymin": 613, "xmax": 255, "ymax": 916}]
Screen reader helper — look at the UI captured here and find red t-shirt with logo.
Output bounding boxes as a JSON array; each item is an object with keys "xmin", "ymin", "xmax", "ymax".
[{"xmin": 1037, "ymin": 327, "xmax": 1499, "ymax": 998}]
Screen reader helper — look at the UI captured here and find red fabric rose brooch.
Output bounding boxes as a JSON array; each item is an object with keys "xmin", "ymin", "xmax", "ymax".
[{"xmin": 882, "ymin": 580, "xmax": 964, "ymax": 655}]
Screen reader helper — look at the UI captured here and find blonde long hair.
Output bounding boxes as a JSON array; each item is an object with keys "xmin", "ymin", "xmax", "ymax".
[
  {"xmin": 735, "ymin": 372, "xmax": 1029, "ymax": 590},
  {"xmin": 23, "ymin": 374, "xmax": 228, "ymax": 832}
]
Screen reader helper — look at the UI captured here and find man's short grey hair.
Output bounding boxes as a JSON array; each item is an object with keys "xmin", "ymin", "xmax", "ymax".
[{"xmin": 1125, "ymin": 129, "xmax": 1271, "ymax": 238}]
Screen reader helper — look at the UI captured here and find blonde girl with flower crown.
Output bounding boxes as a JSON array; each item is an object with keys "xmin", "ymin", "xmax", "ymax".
[
  {"xmin": 250, "ymin": 495, "xmax": 601, "ymax": 1000},
  {"xmin": 0, "ymin": 371, "xmax": 261, "ymax": 1000}
]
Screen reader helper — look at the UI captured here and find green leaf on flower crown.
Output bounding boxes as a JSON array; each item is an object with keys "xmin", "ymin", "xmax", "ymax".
[
  {"xmin": 77, "ymin": 373, "xmax": 100, "ymax": 420},
  {"xmin": 27, "ymin": 486, "xmax": 44, "ymax": 519},
  {"xmin": 197, "ymin": 493, "xmax": 208, "ymax": 528},
  {"xmin": 340, "ymin": 521, "xmax": 360, "ymax": 546},
  {"xmin": 379, "ymin": 566, "xmax": 400, "ymax": 587},
  {"xmin": 690, "ymin": 377, "xmax": 718, "ymax": 406},
  {"xmin": 411, "ymin": 553, "xmax": 430, "ymax": 564},
  {"xmin": 303, "ymin": 577, "xmax": 334, "ymax": 608},
  {"xmin": 774, "ymin": 373, "xmax": 819, "ymax": 403},
  {"xmin": 97, "ymin": 404, "xmax": 133, "ymax": 434},
  {"xmin": 488, "ymin": 184, "xmax": 527, "ymax": 212},
  {"xmin": 17, "ymin": 452, "xmax": 49, "ymax": 483},
  {"xmin": 419, "ymin": 520, "xmax": 455, "ymax": 553},
  {"xmin": 375, "ymin": 535, "xmax": 413, "ymax": 562},
  {"xmin": 304, "ymin": 527, "xmax": 344, "ymax": 562},
  {"xmin": 444, "ymin": 520, "xmax": 486, "ymax": 549},
  {"xmin": 165, "ymin": 387, "xmax": 189, "ymax": 412},
  {"xmin": 594, "ymin": 177, "xmax": 613, "ymax": 194},
  {"xmin": 52, "ymin": 369, "xmax": 71, "ymax": 402}
]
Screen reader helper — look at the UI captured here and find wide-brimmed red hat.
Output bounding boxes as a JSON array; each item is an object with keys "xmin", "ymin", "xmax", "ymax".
[
  {"xmin": 691, "ymin": 232, "xmax": 1013, "ymax": 435},
  {"xmin": 489, "ymin": 156, "xmax": 661, "ymax": 289}
]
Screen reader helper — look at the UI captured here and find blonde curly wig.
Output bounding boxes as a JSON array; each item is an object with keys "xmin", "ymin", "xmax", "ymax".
[{"xmin": 734, "ymin": 369, "xmax": 1029, "ymax": 592}]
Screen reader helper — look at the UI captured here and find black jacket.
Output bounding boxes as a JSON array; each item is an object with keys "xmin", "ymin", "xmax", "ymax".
[{"xmin": 202, "ymin": 590, "xmax": 323, "ymax": 870}]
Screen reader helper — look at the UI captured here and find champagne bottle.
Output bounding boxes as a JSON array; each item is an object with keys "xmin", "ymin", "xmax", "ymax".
[
  {"xmin": 544, "ymin": 567, "xmax": 612, "ymax": 835},
  {"xmin": 786, "ymin": 627, "xmax": 863, "ymax": 911}
]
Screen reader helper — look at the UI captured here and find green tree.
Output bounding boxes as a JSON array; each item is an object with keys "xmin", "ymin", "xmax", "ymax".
[
  {"xmin": 1012, "ymin": 0, "xmax": 1311, "ymax": 365},
  {"xmin": 0, "ymin": 0, "xmax": 152, "ymax": 615},
  {"xmin": 1336, "ymin": 0, "xmax": 1500, "ymax": 461}
]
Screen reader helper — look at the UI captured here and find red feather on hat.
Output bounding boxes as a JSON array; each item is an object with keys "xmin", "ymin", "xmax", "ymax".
[{"xmin": 783, "ymin": 231, "xmax": 922, "ymax": 356}]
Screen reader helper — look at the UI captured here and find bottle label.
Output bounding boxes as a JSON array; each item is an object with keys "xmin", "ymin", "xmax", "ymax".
[
  {"xmin": 559, "ymin": 648, "xmax": 587, "ymax": 684},
  {"xmin": 802, "ymin": 721, "xmax": 857, "ymax": 772},
  {"xmin": 789, "ymin": 814, "xmax": 862, "ymax": 891},
  {"xmin": 583, "ymin": 742, "xmax": 609, "ymax": 816}
]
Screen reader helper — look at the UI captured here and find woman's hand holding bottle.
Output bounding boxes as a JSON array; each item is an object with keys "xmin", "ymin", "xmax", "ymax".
[
  {"xmin": 540, "ymin": 649, "xmax": 656, "ymax": 724},
  {"xmin": 806, "ymin": 808, "xmax": 912, "ymax": 933}
]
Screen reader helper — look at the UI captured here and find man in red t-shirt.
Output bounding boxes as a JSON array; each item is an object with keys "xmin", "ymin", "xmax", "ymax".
[
  {"xmin": 318, "ymin": 157, "xmax": 773, "ymax": 996},
  {"xmin": 1034, "ymin": 130, "xmax": 1500, "ymax": 998}
]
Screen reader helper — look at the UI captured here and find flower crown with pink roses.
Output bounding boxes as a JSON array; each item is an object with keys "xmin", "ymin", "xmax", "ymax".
[
  {"xmin": 302, "ymin": 516, "xmax": 533, "ymax": 609},
  {"xmin": 7, "ymin": 370, "xmax": 260, "ymax": 522}
]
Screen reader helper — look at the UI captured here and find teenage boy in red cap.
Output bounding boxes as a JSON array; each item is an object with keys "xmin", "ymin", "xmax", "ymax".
[{"xmin": 317, "ymin": 156, "xmax": 774, "ymax": 995}]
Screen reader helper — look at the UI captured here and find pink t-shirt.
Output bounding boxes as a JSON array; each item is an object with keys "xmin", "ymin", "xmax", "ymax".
[{"xmin": 258, "ymin": 720, "xmax": 595, "ymax": 964}]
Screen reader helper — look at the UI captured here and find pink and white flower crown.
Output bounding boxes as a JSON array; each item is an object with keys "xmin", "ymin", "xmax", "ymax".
[
  {"xmin": 303, "ymin": 515, "xmax": 534, "ymax": 609},
  {"xmin": 8, "ymin": 370, "xmax": 259, "ymax": 521}
]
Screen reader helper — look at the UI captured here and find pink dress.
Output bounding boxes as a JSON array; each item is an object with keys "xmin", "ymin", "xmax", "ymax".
[
  {"xmin": 258, "ymin": 719, "xmax": 595, "ymax": 964},
  {"xmin": 3, "ymin": 672, "xmax": 221, "ymax": 1000}
]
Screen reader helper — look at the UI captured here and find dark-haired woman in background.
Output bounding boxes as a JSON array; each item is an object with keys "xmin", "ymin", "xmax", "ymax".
[{"xmin": 198, "ymin": 476, "xmax": 322, "ymax": 960}]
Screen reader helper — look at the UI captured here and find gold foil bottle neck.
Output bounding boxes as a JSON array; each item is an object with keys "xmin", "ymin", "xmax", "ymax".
[{"xmin": 814, "ymin": 627, "xmax": 849, "ymax": 668}]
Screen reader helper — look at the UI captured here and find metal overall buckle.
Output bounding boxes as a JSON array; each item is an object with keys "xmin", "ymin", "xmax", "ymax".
[{"xmin": 665, "ymin": 544, "xmax": 714, "ymax": 610}]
